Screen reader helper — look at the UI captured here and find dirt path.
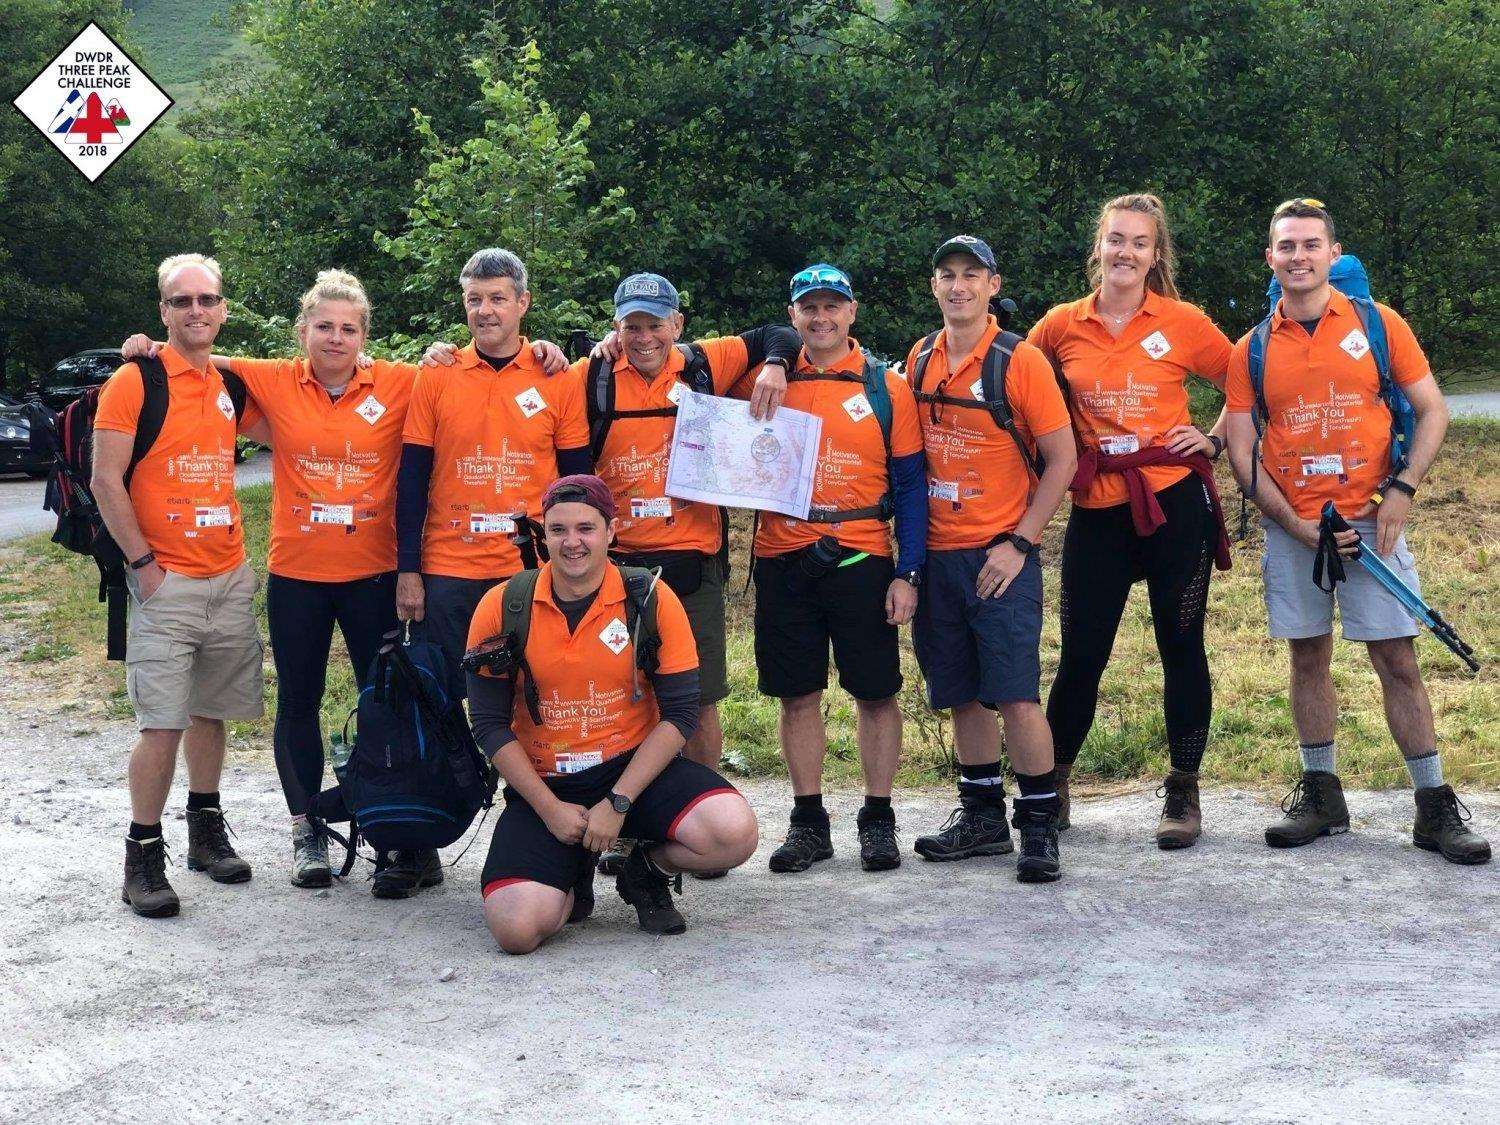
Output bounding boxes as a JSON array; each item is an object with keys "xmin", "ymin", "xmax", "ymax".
[{"xmin": 2, "ymin": 670, "xmax": 1496, "ymax": 1123}]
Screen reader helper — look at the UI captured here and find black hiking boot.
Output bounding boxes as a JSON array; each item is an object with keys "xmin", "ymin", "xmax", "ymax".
[
  {"xmin": 1265, "ymin": 772, "xmax": 1350, "ymax": 848},
  {"xmin": 122, "ymin": 836, "xmax": 180, "ymax": 918},
  {"xmin": 371, "ymin": 848, "xmax": 443, "ymax": 899},
  {"xmin": 768, "ymin": 819, "xmax": 833, "ymax": 874},
  {"xmin": 597, "ymin": 839, "xmax": 636, "ymax": 878},
  {"xmin": 616, "ymin": 846, "xmax": 687, "ymax": 935},
  {"xmin": 1013, "ymin": 803, "xmax": 1062, "ymax": 883},
  {"xmin": 568, "ymin": 860, "xmax": 596, "ymax": 924},
  {"xmin": 185, "ymin": 808, "xmax": 251, "ymax": 883},
  {"xmin": 1413, "ymin": 785, "xmax": 1492, "ymax": 865},
  {"xmin": 913, "ymin": 799, "xmax": 1013, "ymax": 861},
  {"xmin": 857, "ymin": 813, "xmax": 901, "ymax": 872}
]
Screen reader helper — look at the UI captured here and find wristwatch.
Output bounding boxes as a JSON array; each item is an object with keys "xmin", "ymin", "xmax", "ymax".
[
  {"xmin": 129, "ymin": 551, "xmax": 156, "ymax": 571},
  {"xmin": 1002, "ymin": 532, "xmax": 1039, "ymax": 555},
  {"xmin": 609, "ymin": 791, "xmax": 633, "ymax": 814},
  {"xmin": 896, "ymin": 569, "xmax": 923, "ymax": 588}
]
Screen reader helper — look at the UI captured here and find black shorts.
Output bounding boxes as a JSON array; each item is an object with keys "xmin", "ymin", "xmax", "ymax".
[
  {"xmin": 480, "ymin": 753, "xmax": 738, "ymax": 897},
  {"xmin": 419, "ymin": 573, "xmax": 503, "ymax": 702},
  {"xmin": 752, "ymin": 551, "xmax": 902, "ymax": 701}
]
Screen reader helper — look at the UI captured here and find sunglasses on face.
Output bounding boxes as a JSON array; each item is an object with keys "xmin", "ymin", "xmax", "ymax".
[{"xmin": 163, "ymin": 294, "xmax": 225, "ymax": 310}]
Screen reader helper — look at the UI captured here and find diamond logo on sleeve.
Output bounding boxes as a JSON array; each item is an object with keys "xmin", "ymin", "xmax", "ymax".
[
  {"xmin": 599, "ymin": 618, "xmax": 630, "ymax": 655},
  {"xmin": 1339, "ymin": 330, "xmax": 1370, "ymax": 361},
  {"xmin": 1140, "ymin": 331, "xmax": 1172, "ymax": 360},
  {"xmin": 355, "ymin": 394, "xmax": 387, "ymax": 425}
]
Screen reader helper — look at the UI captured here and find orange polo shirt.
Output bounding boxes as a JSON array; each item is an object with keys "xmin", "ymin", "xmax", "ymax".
[
  {"xmin": 1226, "ymin": 291, "xmax": 1429, "ymax": 520},
  {"xmin": 228, "ymin": 357, "xmax": 415, "ymax": 582},
  {"xmin": 466, "ymin": 564, "xmax": 699, "ymax": 777},
  {"xmin": 905, "ymin": 316, "xmax": 1072, "ymax": 549},
  {"xmin": 562, "ymin": 336, "xmax": 752, "ymax": 556},
  {"xmin": 745, "ymin": 340, "xmax": 923, "ymax": 558},
  {"xmin": 402, "ymin": 341, "xmax": 589, "ymax": 579},
  {"xmin": 1027, "ymin": 290, "xmax": 1232, "ymax": 508},
  {"xmin": 94, "ymin": 345, "xmax": 244, "ymax": 578}
]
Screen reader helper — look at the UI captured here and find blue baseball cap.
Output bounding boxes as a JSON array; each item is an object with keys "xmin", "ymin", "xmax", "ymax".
[
  {"xmin": 932, "ymin": 235, "xmax": 998, "ymax": 272},
  {"xmin": 613, "ymin": 273, "xmax": 680, "ymax": 320},
  {"xmin": 789, "ymin": 263, "xmax": 854, "ymax": 304}
]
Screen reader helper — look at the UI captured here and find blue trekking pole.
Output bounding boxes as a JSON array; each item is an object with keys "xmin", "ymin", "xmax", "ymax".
[{"xmin": 1316, "ymin": 502, "xmax": 1480, "ymax": 673}]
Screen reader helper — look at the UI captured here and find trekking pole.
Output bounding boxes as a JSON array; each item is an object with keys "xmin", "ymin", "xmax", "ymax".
[{"xmin": 1318, "ymin": 503, "xmax": 1480, "ymax": 673}]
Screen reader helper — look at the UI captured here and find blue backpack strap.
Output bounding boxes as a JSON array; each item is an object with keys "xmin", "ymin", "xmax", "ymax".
[
  {"xmin": 1244, "ymin": 314, "xmax": 1276, "ymax": 502},
  {"xmin": 862, "ymin": 356, "xmax": 893, "ymax": 460},
  {"xmin": 1347, "ymin": 295, "xmax": 1411, "ymax": 472}
]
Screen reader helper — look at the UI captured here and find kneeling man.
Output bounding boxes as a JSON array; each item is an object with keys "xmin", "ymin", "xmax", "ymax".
[{"xmin": 465, "ymin": 475, "xmax": 759, "ymax": 953}]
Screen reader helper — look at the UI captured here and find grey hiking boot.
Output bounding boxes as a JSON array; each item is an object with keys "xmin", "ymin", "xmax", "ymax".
[
  {"xmin": 1055, "ymin": 763, "xmax": 1073, "ymax": 832},
  {"xmin": 1155, "ymin": 769, "xmax": 1202, "ymax": 850},
  {"xmin": 1265, "ymin": 772, "xmax": 1349, "ymax": 848},
  {"xmin": 123, "ymin": 836, "xmax": 180, "ymax": 917},
  {"xmin": 290, "ymin": 819, "xmax": 332, "ymax": 889},
  {"xmin": 1413, "ymin": 785, "xmax": 1492, "ymax": 865},
  {"xmin": 185, "ymin": 808, "xmax": 252, "ymax": 883},
  {"xmin": 913, "ymin": 799, "xmax": 1013, "ymax": 861},
  {"xmin": 768, "ymin": 820, "xmax": 833, "ymax": 873},
  {"xmin": 1013, "ymin": 803, "xmax": 1062, "ymax": 883}
]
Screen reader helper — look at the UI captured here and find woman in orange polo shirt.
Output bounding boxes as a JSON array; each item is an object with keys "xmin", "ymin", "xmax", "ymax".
[{"xmin": 1027, "ymin": 194, "xmax": 1234, "ymax": 850}]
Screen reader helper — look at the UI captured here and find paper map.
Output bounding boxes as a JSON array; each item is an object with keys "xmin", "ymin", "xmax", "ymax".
[{"xmin": 664, "ymin": 391, "xmax": 822, "ymax": 518}]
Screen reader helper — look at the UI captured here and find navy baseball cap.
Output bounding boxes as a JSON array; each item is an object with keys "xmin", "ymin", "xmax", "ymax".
[
  {"xmin": 613, "ymin": 273, "xmax": 680, "ymax": 320},
  {"xmin": 932, "ymin": 235, "xmax": 997, "ymax": 272},
  {"xmin": 789, "ymin": 263, "xmax": 854, "ymax": 303}
]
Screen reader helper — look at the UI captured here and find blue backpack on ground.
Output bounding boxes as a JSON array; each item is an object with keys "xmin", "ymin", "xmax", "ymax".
[
  {"xmin": 1246, "ymin": 254, "xmax": 1417, "ymax": 499},
  {"xmin": 308, "ymin": 631, "xmax": 497, "ymax": 874}
]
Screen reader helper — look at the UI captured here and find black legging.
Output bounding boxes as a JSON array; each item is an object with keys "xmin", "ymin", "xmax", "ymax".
[
  {"xmin": 267, "ymin": 571, "xmax": 397, "ymax": 816},
  {"xmin": 1046, "ymin": 475, "xmax": 1214, "ymax": 774}
]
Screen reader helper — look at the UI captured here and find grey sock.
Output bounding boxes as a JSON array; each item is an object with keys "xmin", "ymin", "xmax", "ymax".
[
  {"xmin": 1299, "ymin": 741, "xmax": 1336, "ymax": 774},
  {"xmin": 1405, "ymin": 752, "xmax": 1444, "ymax": 790}
]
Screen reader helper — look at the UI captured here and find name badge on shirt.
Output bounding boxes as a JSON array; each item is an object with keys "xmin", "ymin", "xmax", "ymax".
[
  {"xmin": 1301, "ymin": 454, "xmax": 1345, "ymax": 477},
  {"xmin": 843, "ymin": 393, "xmax": 874, "ymax": 423},
  {"xmin": 310, "ymin": 502, "xmax": 354, "ymax": 526},
  {"xmin": 1140, "ymin": 331, "xmax": 1172, "ymax": 360},
  {"xmin": 631, "ymin": 497, "xmax": 673, "ymax": 519},
  {"xmin": 216, "ymin": 391, "xmax": 236, "ymax": 420},
  {"xmin": 666, "ymin": 382, "xmax": 686, "ymax": 406},
  {"xmin": 194, "ymin": 505, "xmax": 232, "ymax": 528},
  {"xmin": 469, "ymin": 513, "xmax": 518, "ymax": 535},
  {"xmin": 515, "ymin": 387, "xmax": 547, "ymax": 418},
  {"xmin": 1339, "ymin": 330, "xmax": 1370, "ymax": 361},
  {"xmin": 553, "ymin": 751, "xmax": 604, "ymax": 775},
  {"xmin": 928, "ymin": 479, "xmax": 959, "ymax": 502},
  {"xmin": 599, "ymin": 618, "xmax": 630, "ymax": 656},
  {"xmin": 1099, "ymin": 435, "xmax": 1141, "ymax": 456},
  {"xmin": 355, "ymin": 395, "xmax": 387, "ymax": 425}
]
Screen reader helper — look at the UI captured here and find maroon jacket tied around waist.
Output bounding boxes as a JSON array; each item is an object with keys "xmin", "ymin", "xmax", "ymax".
[{"xmin": 1071, "ymin": 447, "xmax": 1232, "ymax": 571}]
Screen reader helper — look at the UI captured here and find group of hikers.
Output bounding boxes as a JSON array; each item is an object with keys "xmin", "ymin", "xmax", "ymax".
[{"xmin": 86, "ymin": 193, "xmax": 1489, "ymax": 956}]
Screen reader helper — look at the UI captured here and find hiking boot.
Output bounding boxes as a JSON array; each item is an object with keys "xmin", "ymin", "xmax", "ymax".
[
  {"xmin": 290, "ymin": 820, "xmax": 332, "ymax": 889},
  {"xmin": 690, "ymin": 869, "xmax": 728, "ymax": 881},
  {"xmin": 1413, "ymin": 785, "xmax": 1492, "ymax": 865},
  {"xmin": 1155, "ymin": 769, "xmax": 1202, "ymax": 850},
  {"xmin": 371, "ymin": 848, "xmax": 443, "ymax": 899},
  {"xmin": 857, "ymin": 815, "xmax": 901, "ymax": 872},
  {"xmin": 615, "ymin": 846, "xmax": 686, "ymax": 935},
  {"xmin": 1055, "ymin": 763, "xmax": 1073, "ymax": 832},
  {"xmin": 185, "ymin": 808, "xmax": 252, "ymax": 883},
  {"xmin": 768, "ymin": 820, "xmax": 834, "ymax": 873},
  {"xmin": 122, "ymin": 836, "xmax": 180, "ymax": 918},
  {"xmin": 597, "ymin": 839, "xmax": 636, "ymax": 878},
  {"xmin": 568, "ymin": 860, "xmax": 596, "ymax": 924},
  {"xmin": 913, "ymin": 799, "xmax": 1013, "ymax": 861},
  {"xmin": 1012, "ymin": 804, "xmax": 1062, "ymax": 884},
  {"xmin": 1265, "ymin": 772, "xmax": 1349, "ymax": 848}
]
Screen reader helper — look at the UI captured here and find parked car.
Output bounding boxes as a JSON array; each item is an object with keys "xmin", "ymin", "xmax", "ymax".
[
  {"xmin": 30, "ymin": 348, "xmax": 125, "ymax": 413},
  {"xmin": 0, "ymin": 393, "xmax": 50, "ymax": 478}
]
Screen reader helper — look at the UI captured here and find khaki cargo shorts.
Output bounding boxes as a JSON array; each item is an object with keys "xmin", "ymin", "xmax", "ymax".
[{"xmin": 124, "ymin": 561, "xmax": 266, "ymax": 731}]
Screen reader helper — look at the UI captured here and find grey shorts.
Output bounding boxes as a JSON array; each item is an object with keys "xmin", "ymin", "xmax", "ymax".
[
  {"xmin": 676, "ymin": 557, "xmax": 728, "ymax": 707},
  {"xmin": 1261, "ymin": 518, "xmax": 1421, "ymax": 642},
  {"xmin": 125, "ymin": 562, "xmax": 266, "ymax": 731}
]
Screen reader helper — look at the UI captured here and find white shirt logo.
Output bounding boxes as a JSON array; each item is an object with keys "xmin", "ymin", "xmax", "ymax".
[
  {"xmin": 970, "ymin": 378, "xmax": 986, "ymax": 401},
  {"xmin": 216, "ymin": 390, "xmax": 235, "ymax": 420},
  {"xmin": 515, "ymin": 387, "xmax": 547, "ymax": 418},
  {"xmin": 1140, "ymin": 331, "xmax": 1172, "ymax": 360},
  {"xmin": 1340, "ymin": 330, "xmax": 1370, "ymax": 361},
  {"xmin": 599, "ymin": 618, "xmax": 630, "ymax": 656},
  {"xmin": 355, "ymin": 394, "xmax": 386, "ymax": 425},
  {"xmin": 666, "ymin": 381, "xmax": 686, "ymax": 406},
  {"xmin": 843, "ymin": 393, "xmax": 874, "ymax": 423}
]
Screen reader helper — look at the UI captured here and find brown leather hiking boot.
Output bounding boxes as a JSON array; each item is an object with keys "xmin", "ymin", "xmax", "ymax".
[
  {"xmin": 1265, "ymin": 772, "xmax": 1349, "ymax": 848},
  {"xmin": 123, "ymin": 837, "xmax": 180, "ymax": 918},
  {"xmin": 1155, "ymin": 769, "xmax": 1201, "ymax": 849},
  {"xmin": 1055, "ymin": 763, "xmax": 1072, "ymax": 832},
  {"xmin": 1413, "ymin": 785, "xmax": 1492, "ymax": 865},
  {"xmin": 185, "ymin": 808, "xmax": 252, "ymax": 883}
]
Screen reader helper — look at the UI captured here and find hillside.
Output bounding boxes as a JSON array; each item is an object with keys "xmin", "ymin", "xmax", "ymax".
[{"xmin": 123, "ymin": 0, "xmax": 255, "ymax": 115}]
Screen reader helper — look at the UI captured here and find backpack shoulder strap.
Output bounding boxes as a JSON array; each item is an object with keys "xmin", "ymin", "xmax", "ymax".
[
  {"xmin": 862, "ymin": 358, "xmax": 893, "ymax": 460},
  {"xmin": 1246, "ymin": 315, "xmax": 1274, "ymax": 437},
  {"xmin": 908, "ymin": 331, "xmax": 942, "ymax": 393},
  {"xmin": 1347, "ymin": 296, "xmax": 1392, "ymax": 386},
  {"xmin": 678, "ymin": 342, "xmax": 715, "ymax": 396},
  {"xmin": 979, "ymin": 331, "xmax": 1042, "ymax": 479},
  {"xmin": 585, "ymin": 354, "xmax": 614, "ymax": 460},
  {"xmin": 499, "ymin": 569, "xmax": 542, "ymax": 652},
  {"xmin": 617, "ymin": 565, "xmax": 661, "ymax": 676},
  {"xmin": 128, "ymin": 356, "xmax": 171, "ymax": 487}
]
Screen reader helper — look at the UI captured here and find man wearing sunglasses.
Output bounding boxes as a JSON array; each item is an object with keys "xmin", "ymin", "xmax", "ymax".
[
  {"xmin": 755, "ymin": 263, "xmax": 927, "ymax": 875},
  {"xmin": 903, "ymin": 236, "xmax": 1076, "ymax": 881},
  {"xmin": 93, "ymin": 254, "xmax": 264, "ymax": 917}
]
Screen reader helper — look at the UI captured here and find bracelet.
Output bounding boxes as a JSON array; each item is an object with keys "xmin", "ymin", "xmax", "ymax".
[
  {"xmin": 128, "ymin": 551, "xmax": 156, "ymax": 571},
  {"xmin": 1208, "ymin": 435, "xmax": 1225, "ymax": 462},
  {"xmin": 1385, "ymin": 477, "xmax": 1417, "ymax": 499}
]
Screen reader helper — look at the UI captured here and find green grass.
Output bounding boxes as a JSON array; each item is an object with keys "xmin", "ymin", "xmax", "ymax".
[
  {"xmin": 3, "ymin": 424, "xmax": 1496, "ymax": 790},
  {"xmin": 125, "ymin": 0, "xmax": 256, "ymax": 117}
]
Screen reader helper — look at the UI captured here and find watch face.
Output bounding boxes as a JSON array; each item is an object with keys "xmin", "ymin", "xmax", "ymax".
[{"xmin": 611, "ymin": 794, "xmax": 631, "ymax": 813}]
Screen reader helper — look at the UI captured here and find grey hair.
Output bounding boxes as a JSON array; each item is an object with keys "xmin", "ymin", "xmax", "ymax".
[{"xmin": 459, "ymin": 248, "xmax": 528, "ymax": 293}]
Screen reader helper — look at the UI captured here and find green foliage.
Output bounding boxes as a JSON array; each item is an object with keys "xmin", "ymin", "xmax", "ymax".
[{"xmin": 373, "ymin": 45, "xmax": 635, "ymax": 355}]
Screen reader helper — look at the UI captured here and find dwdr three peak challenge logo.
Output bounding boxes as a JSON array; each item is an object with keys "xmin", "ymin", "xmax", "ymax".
[{"xmin": 11, "ymin": 23, "xmax": 172, "ymax": 183}]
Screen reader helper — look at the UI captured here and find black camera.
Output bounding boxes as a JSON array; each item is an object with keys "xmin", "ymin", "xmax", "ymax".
[
  {"xmin": 462, "ymin": 634, "xmax": 518, "ymax": 677},
  {"xmin": 798, "ymin": 535, "xmax": 846, "ymax": 581}
]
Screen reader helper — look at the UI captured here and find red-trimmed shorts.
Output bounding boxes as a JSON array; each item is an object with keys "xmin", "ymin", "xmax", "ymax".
[{"xmin": 481, "ymin": 751, "xmax": 738, "ymax": 898}]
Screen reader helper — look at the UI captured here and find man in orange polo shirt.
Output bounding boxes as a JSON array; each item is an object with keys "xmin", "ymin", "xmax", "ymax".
[
  {"xmin": 465, "ymin": 476, "xmax": 758, "ymax": 953},
  {"xmin": 904, "ymin": 236, "xmax": 1077, "ymax": 882},
  {"xmin": 93, "ymin": 254, "xmax": 263, "ymax": 918},
  {"xmin": 1226, "ymin": 198, "xmax": 1488, "ymax": 864},
  {"xmin": 754, "ymin": 264, "xmax": 927, "ymax": 876}
]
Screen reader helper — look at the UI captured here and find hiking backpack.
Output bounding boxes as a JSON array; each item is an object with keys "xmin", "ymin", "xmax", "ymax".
[
  {"xmin": 788, "ymin": 356, "xmax": 895, "ymax": 523},
  {"xmin": 309, "ymin": 633, "xmax": 497, "ymax": 874},
  {"xmin": 28, "ymin": 356, "xmax": 246, "ymax": 660},
  {"xmin": 1246, "ymin": 254, "xmax": 1415, "ymax": 499}
]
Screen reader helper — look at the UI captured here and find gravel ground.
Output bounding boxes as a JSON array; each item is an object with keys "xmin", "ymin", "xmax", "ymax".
[{"xmin": 2, "ymin": 673, "xmax": 1496, "ymax": 1123}]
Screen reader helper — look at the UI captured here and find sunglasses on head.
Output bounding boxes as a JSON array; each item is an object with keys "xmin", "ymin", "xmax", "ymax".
[
  {"xmin": 1275, "ymin": 197, "xmax": 1326, "ymax": 212},
  {"xmin": 791, "ymin": 266, "xmax": 850, "ymax": 291},
  {"xmin": 163, "ymin": 294, "xmax": 224, "ymax": 309}
]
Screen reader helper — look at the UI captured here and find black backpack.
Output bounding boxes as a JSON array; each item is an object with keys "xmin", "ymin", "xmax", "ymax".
[
  {"xmin": 309, "ymin": 633, "xmax": 498, "ymax": 874},
  {"xmin": 28, "ymin": 356, "xmax": 246, "ymax": 660}
]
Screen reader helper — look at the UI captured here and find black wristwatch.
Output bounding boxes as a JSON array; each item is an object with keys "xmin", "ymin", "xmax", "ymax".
[
  {"xmin": 1208, "ymin": 434, "xmax": 1225, "ymax": 462},
  {"xmin": 896, "ymin": 569, "xmax": 922, "ymax": 588},
  {"xmin": 1001, "ymin": 532, "xmax": 1039, "ymax": 555},
  {"xmin": 1380, "ymin": 476, "xmax": 1417, "ymax": 500},
  {"xmin": 129, "ymin": 551, "xmax": 156, "ymax": 571},
  {"xmin": 609, "ymin": 791, "xmax": 633, "ymax": 814}
]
